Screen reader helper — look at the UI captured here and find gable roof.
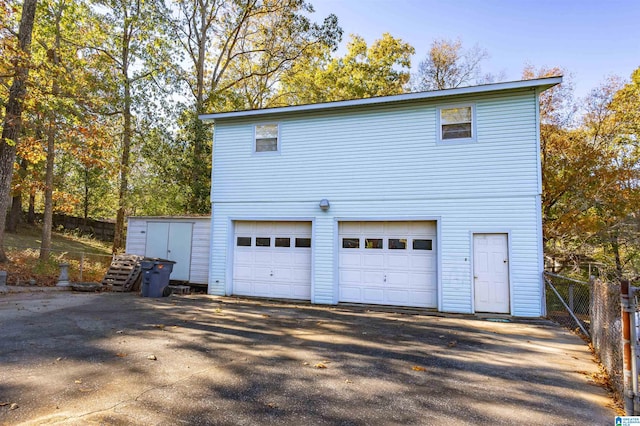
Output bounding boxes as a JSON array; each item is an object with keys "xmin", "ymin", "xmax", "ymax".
[{"xmin": 199, "ymin": 76, "xmax": 562, "ymax": 123}]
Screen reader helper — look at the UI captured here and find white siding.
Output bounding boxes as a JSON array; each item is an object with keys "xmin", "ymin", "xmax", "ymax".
[
  {"xmin": 125, "ymin": 217, "xmax": 211, "ymax": 285},
  {"xmin": 209, "ymin": 88, "xmax": 545, "ymax": 316},
  {"xmin": 209, "ymin": 196, "xmax": 543, "ymax": 316},
  {"xmin": 212, "ymin": 90, "xmax": 539, "ymax": 204}
]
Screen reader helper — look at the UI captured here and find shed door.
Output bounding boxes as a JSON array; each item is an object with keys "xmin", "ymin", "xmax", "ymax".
[
  {"xmin": 339, "ymin": 221, "xmax": 437, "ymax": 308},
  {"xmin": 473, "ymin": 233, "xmax": 510, "ymax": 313},
  {"xmin": 233, "ymin": 221, "xmax": 312, "ymax": 300},
  {"xmin": 145, "ymin": 222, "xmax": 193, "ymax": 281}
]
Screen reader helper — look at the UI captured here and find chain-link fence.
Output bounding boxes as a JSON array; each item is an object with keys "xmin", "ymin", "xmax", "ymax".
[
  {"xmin": 591, "ymin": 278, "xmax": 623, "ymax": 397},
  {"xmin": 544, "ymin": 272, "xmax": 591, "ymax": 337},
  {"xmin": 545, "ymin": 273, "xmax": 623, "ymax": 397}
]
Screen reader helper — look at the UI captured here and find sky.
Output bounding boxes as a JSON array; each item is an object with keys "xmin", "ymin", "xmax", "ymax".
[{"xmin": 310, "ymin": 0, "xmax": 640, "ymax": 99}]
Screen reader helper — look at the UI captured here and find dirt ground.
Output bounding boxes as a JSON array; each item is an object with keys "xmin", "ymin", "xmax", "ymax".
[{"xmin": 0, "ymin": 291, "xmax": 618, "ymax": 425}]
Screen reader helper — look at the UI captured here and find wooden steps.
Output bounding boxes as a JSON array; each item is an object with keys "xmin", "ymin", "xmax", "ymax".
[{"xmin": 102, "ymin": 254, "xmax": 144, "ymax": 292}]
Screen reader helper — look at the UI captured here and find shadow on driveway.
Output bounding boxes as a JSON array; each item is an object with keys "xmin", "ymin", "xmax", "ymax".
[{"xmin": 0, "ymin": 292, "xmax": 618, "ymax": 425}]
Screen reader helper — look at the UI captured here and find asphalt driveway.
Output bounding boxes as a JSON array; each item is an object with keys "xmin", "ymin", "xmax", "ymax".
[{"xmin": 0, "ymin": 291, "xmax": 617, "ymax": 425}]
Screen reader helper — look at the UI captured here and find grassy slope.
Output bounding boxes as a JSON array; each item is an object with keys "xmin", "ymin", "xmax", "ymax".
[
  {"xmin": 2, "ymin": 224, "xmax": 113, "ymax": 286},
  {"xmin": 4, "ymin": 224, "xmax": 112, "ymax": 255}
]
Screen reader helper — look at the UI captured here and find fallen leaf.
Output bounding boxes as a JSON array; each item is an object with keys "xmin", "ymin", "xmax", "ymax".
[
  {"xmin": 153, "ymin": 324, "xmax": 165, "ymax": 330},
  {"xmin": 56, "ymin": 357, "xmax": 62, "ymax": 361},
  {"xmin": 261, "ymin": 314, "xmax": 270, "ymax": 318},
  {"xmin": 116, "ymin": 353, "xmax": 127, "ymax": 358},
  {"xmin": 10, "ymin": 403, "xmax": 18, "ymax": 410},
  {"xmin": 412, "ymin": 366, "xmax": 427, "ymax": 372},
  {"xmin": 74, "ymin": 379, "xmax": 82, "ymax": 384},
  {"xmin": 147, "ymin": 354, "xmax": 157, "ymax": 360},
  {"xmin": 116, "ymin": 330, "xmax": 124, "ymax": 334},
  {"xmin": 345, "ymin": 379, "xmax": 352, "ymax": 384},
  {"xmin": 266, "ymin": 402, "xmax": 277, "ymax": 408},
  {"xmin": 314, "ymin": 363, "xmax": 327, "ymax": 369},
  {"xmin": 448, "ymin": 341, "xmax": 457, "ymax": 348},
  {"xmin": 302, "ymin": 362, "xmax": 309, "ymax": 366}
]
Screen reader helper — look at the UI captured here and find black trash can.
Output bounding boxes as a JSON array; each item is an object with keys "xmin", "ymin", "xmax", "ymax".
[{"xmin": 140, "ymin": 259, "xmax": 176, "ymax": 297}]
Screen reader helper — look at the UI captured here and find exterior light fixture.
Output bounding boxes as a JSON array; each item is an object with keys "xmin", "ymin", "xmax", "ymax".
[{"xmin": 319, "ymin": 199, "xmax": 330, "ymax": 211}]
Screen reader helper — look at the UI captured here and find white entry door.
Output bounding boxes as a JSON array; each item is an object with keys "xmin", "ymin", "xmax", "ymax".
[
  {"xmin": 233, "ymin": 221, "xmax": 312, "ymax": 300},
  {"xmin": 145, "ymin": 222, "xmax": 193, "ymax": 281},
  {"xmin": 338, "ymin": 221, "xmax": 437, "ymax": 308},
  {"xmin": 473, "ymin": 233, "xmax": 510, "ymax": 313}
]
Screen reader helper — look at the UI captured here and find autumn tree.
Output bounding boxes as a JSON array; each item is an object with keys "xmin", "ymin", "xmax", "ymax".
[
  {"xmin": 277, "ymin": 33, "xmax": 414, "ymax": 105},
  {"xmin": 0, "ymin": 0, "xmax": 37, "ymax": 262},
  {"xmin": 170, "ymin": 0, "xmax": 341, "ymax": 213},
  {"xmin": 412, "ymin": 38, "xmax": 488, "ymax": 91}
]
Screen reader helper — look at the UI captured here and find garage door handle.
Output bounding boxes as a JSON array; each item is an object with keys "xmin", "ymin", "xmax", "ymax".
[
  {"xmin": 383, "ymin": 275, "xmax": 387, "ymax": 283},
  {"xmin": 474, "ymin": 275, "xmax": 478, "ymax": 279}
]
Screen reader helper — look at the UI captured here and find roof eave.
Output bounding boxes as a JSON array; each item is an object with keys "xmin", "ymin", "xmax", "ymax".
[{"xmin": 199, "ymin": 76, "xmax": 562, "ymax": 123}]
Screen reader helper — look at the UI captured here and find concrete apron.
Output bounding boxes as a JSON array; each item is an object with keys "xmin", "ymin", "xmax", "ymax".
[{"xmin": 0, "ymin": 292, "xmax": 618, "ymax": 425}]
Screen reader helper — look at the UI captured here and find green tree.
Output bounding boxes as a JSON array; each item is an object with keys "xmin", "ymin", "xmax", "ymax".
[
  {"xmin": 91, "ymin": 0, "xmax": 174, "ymax": 252},
  {"xmin": 278, "ymin": 33, "xmax": 414, "ymax": 105},
  {"xmin": 170, "ymin": 0, "xmax": 341, "ymax": 213}
]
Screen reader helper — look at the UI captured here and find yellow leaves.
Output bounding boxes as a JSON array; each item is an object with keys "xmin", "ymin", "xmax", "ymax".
[
  {"xmin": 412, "ymin": 366, "xmax": 426, "ymax": 372},
  {"xmin": 116, "ymin": 352, "xmax": 127, "ymax": 358}
]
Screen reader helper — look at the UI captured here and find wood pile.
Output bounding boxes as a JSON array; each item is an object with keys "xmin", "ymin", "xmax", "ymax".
[{"xmin": 102, "ymin": 254, "xmax": 144, "ymax": 292}]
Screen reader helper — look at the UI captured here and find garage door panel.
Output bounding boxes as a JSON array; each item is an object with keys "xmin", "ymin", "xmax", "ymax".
[
  {"xmin": 340, "ymin": 253, "xmax": 362, "ymax": 267},
  {"xmin": 340, "ymin": 286, "xmax": 361, "ymax": 300},
  {"xmin": 340, "ymin": 270, "xmax": 361, "ymax": 284},
  {"xmin": 234, "ymin": 280, "xmax": 252, "ymax": 293},
  {"xmin": 363, "ymin": 288, "xmax": 384, "ymax": 303},
  {"xmin": 386, "ymin": 271, "xmax": 409, "ymax": 286},
  {"xmin": 339, "ymin": 221, "xmax": 437, "ymax": 308},
  {"xmin": 293, "ymin": 252, "xmax": 311, "ymax": 265},
  {"xmin": 411, "ymin": 255, "xmax": 435, "ymax": 269},
  {"xmin": 364, "ymin": 270, "xmax": 385, "ymax": 283},
  {"xmin": 233, "ymin": 266, "xmax": 253, "ymax": 280},
  {"xmin": 233, "ymin": 221, "xmax": 312, "ymax": 300},
  {"xmin": 234, "ymin": 250, "xmax": 254, "ymax": 263},
  {"xmin": 363, "ymin": 254, "xmax": 383, "ymax": 267},
  {"xmin": 386, "ymin": 289, "xmax": 410, "ymax": 304},
  {"xmin": 387, "ymin": 254, "xmax": 409, "ymax": 268}
]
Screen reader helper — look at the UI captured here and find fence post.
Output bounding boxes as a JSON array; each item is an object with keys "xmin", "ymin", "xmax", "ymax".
[
  {"xmin": 622, "ymin": 279, "xmax": 634, "ymax": 415},
  {"xmin": 80, "ymin": 252, "xmax": 84, "ymax": 282}
]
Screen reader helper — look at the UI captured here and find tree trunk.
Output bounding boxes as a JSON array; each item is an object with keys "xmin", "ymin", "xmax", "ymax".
[
  {"xmin": 7, "ymin": 158, "xmax": 29, "ymax": 233},
  {"xmin": 39, "ymin": 121, "xmax": 55, "ymax": 260},
  {"xmin": 39, "ymin": 5, "xmax": 63, "ymax": 261},
  {"xmin": 112, "ymin": 62, "xmax": 132, "ymax": 253},
  {"xmin": 0, "ymin": 0, "xmax": 38, "ymax": 262},
  {"xmin": 27, "ymin": 191, "xmax": 36, "ymax": 224},
  {"xmin": 7, "ymin": 194, "xmax": 21, "ymax": 233}
]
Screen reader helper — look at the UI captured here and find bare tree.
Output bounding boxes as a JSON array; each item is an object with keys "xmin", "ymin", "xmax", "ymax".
[{"xmin": 412, "ymin": 38, "xmax": 488, "ymax": 91}]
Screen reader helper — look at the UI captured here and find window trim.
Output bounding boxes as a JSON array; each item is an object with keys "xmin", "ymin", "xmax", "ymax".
[
  {"xmin": 436, "ymin": 104, "xmax": 476, "ymax": 144},
  {"xmin": 254, "ymin": 122, "xmax": 280, "ymax": 153}
]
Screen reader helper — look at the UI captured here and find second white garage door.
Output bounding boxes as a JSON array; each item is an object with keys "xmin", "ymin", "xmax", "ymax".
[
  {"xmin": 233, "ymin": 221, "xmax": 312, "ymax": 300},
  {"xmin": 339, "ymin": 221, "xmax": 437, "ymax": 308}
]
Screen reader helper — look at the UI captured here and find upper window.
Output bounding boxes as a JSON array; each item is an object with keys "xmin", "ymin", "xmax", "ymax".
[
  {"xmin": 255, "ymin": 123, "xmax": 279, "ymax": 152},
  {"xmin": 438, "ymin": 105, "xmax": 475, "ymax": 142}
]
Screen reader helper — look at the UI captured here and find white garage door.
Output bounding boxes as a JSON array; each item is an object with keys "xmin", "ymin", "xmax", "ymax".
[
  {"xmin": 339, "ymin": 221, "xmax": 437, "ymax": 308},
  {"xmin": 233, "ymin": 221, "xmax": 312, "ymax": 300}
]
